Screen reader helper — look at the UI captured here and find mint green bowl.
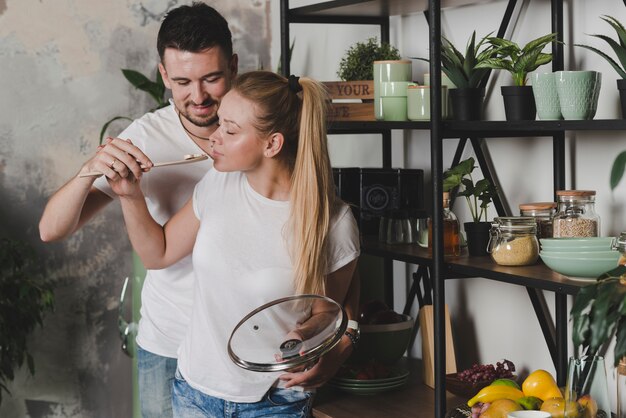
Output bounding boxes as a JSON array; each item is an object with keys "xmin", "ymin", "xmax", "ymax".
[
  {"xmin": 540, "ymin": 246, "xmax": 614, "ymax": 253},
  {"xmin": 539, "ymin": 252, "xmax": 619, "ymax": 278},
  {"xmin": 540, "ymin": 237, "xmax": 615, "ymax": 249},
  {"xmin": 348, "ymin": 314, "xmax": 414, "ymax": 365},
  {"xmin": 539, "ymin": 250, "xmax": 619, "ymax": 259}
]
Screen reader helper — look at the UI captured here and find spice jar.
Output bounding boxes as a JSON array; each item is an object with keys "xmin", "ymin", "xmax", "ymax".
[
  {"xmin": 553, "ymin": 190, "xmax": 600, "ymax": 237},
  {"xmin": 519, "ymin": 202, "xmax": 556, "ymax": 239},
  {"xmin": 488, "ymin": 217, "xmax": 539, "ymax": 266},
  {"xmin": 428, "ymin": 192, "xmax": 461, "ymax": 256}
]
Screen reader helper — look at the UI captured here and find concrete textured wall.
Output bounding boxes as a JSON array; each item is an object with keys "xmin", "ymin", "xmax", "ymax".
[{"xmin": 0, "ymin": 1, "xmax": 271, "ymax": 417}]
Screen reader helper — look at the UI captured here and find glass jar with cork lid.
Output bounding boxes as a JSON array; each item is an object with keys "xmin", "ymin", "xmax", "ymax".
[
  {"xmin": 553, "ymin": 190, "xmax": 600, "ymax": 238},
  {"xmin": 519, "ymin": 202, "xmax": 557, "ymax": 239},
  {"xmin": 487, "ymin": 217, "xmax": 539, "ymax": 266}
]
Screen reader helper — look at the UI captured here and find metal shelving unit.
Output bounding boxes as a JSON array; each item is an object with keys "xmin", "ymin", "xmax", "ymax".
[{"xmin": 278, "ymin": 1, "xmax": 592, "ymax": 417}]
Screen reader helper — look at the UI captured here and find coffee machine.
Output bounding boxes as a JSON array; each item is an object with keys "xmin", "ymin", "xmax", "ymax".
[{"xmin": 333, "ymin": 167, "xmax": 425, "ymax": 236}]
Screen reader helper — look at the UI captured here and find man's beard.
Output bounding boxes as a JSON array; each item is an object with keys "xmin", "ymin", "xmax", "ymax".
[{"xmin": 182, "ymin": 100, "xmax": 219, "ymax": 127}]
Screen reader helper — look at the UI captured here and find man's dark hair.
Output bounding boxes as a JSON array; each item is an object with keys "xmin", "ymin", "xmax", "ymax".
[{"xmin": 157, "ymin": 2, "xmax": 233, "ymax": 62}]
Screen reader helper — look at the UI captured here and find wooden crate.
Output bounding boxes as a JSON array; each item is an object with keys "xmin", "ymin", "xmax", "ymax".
[{"xmin": 323, "ymin": 80, "xmax": 375, "ymax": 121}]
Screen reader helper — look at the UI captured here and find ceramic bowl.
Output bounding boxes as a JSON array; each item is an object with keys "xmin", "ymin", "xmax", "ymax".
[
  {"xmin": 540, "ymin": 237, "xmax": 616, "ymax": 249},
  {"xmin": 348, "ymin": 314, "xmax": 414, "ymax": 365},
  {"xmin": 540, "ymin": 245, "xmax": 615, "ymax": 253},
  {"xmin": 538, "ymin": 250, "xmax": 619, "ymax": 259},
  {"xmin": 540, "ymin": 252, "xmax": 619, "ymax": 278}
]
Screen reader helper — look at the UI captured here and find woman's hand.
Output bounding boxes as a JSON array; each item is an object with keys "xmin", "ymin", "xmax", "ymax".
[{"xmin": 277, "ymin": 335, "xmax": 353, "ymax": 390}]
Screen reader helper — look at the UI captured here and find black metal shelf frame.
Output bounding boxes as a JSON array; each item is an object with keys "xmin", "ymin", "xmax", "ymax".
[{"xmin": 279, "ymin": 1, "xmax": 574, "ymax": 417}]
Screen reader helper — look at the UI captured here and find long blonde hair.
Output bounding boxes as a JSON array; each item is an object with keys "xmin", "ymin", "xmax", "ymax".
[{"xmin": 232, "ymin": 71, "xmax": 336, "ymax": 296}]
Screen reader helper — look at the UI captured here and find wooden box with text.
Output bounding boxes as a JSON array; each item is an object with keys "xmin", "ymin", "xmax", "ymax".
[{"xmin": 323, "ymin": 80, "xmax": 375, "ymax": 121}]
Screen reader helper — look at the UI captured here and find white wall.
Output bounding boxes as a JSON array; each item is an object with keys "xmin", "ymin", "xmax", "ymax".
[{"xmin": 285, "ymin": 0, "xmax": 626, "ymax": 409}]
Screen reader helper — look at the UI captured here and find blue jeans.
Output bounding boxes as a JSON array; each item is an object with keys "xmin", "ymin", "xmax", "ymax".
[
  {"xmin": 137, "ymin": 345, "xmax": 178, "ymax": 418},
  {"xmin": 172, "ymin": 368, "xmax": 314, "ymax": 417}
]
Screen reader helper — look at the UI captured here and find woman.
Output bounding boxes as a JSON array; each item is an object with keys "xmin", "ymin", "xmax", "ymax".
[{"xmin": 109, "ymin": 71, "xmax": 360, "ymax": 417}]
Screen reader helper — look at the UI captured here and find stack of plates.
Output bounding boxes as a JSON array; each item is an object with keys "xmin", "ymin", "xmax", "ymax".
[{"xmin": 328, "ymin": 367, "xmax": 410, "ymax": 395}]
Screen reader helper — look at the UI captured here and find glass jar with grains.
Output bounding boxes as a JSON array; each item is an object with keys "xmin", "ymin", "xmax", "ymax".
[
  {"xmin": 488, "ymin": 217, "xmax": 540, "ymax": 266},
  {"xmin": 552, "ymin": 190, "xmax": 600, "ymax": 238},
  {"xmin": 519, "ymin": 202, "xmax": 556, "ymax": 239}
]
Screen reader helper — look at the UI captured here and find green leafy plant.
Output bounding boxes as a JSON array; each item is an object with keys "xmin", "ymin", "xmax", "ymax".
[
  {"xmin": 575, "ymin": 15, "xmax": 626, "ymax": 79},
  {"xmin": 337, "ymin": 37, "xmax": 401, "ymax": 81},
  {"xmin": 414, "ymin": 31, "xmax": 501, "ymax": 88},
  {"xmin": 570, "ymin": 265, "xmax": 626, "ymax": 366},
  {"xmin": 443, "ymin": 157, "xmax": 496, "ymax": 222},
  {"xmin": 611, "ymin": 151, "xmax": 626, "ymax": 190},
  {"xmin": 475, "ymin": 33, "xmax": 558, "ymax": 86},
  {"xmin": 100, "ymin": 68, "xmax": 167, "ymax": 144},
  {"xmin": 0, "ymin": 238, "xmax": 54, "ymax": 404}
]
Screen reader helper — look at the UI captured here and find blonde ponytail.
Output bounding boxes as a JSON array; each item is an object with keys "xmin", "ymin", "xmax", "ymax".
[{"xmin": 232, "ymin": 71, "xmax": 337, "ymax": 296}]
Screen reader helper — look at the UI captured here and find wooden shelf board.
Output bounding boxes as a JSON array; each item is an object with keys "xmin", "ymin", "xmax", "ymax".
[
  {"xmin": 290, "ymin": 0, "xmax": 500, "ymax": 18},
  {"xmin": 313, "ymin": 358, "xmax": 465, "ymax": 418},
  {"xmin": 361, "ymin": 236, "xmax": 585, "ymax": 295},
  {"xmin": 327, "ymin": 119, "xmax": 626, "ymax": 137}
]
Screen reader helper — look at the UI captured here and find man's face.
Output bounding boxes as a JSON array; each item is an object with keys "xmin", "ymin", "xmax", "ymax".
[{"xmin": 159, "ymin": 46, "xmax": 238, "ymax": 128}]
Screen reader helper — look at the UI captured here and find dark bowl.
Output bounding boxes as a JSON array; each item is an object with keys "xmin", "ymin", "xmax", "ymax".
[{"xmin": 445, "ymin": 373, "xmax": 492, "ymax": 398}]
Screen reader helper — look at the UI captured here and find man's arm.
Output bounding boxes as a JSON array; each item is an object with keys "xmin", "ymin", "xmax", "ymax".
[
  {"xmin": 39, "ymin": 179, "xmax": 113, "ymax": 242},
  {"xmin": 39, "ymin": 137, "xmax": 152, "ymax": 242}
]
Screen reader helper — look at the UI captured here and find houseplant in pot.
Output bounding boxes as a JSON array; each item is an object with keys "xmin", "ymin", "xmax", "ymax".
[
  {"xmin": 0, "ymin": 237, "xmax": 55, "ymax": 404},
  {"xmin": 575, "ymin": 15, "xmax": 626, "ymax": 118},
  {"xmin": 414, "ymin": 31, "xmax": 502, "ymax": 120},
  {"xmin": 337, "ymin": 37, "xmax": 401, "ymax": 81},
  {"xmin": 443, "ymin": 157, "xmax": 496, "ymax": 256},
  {"xmin": 570, "ymin": 264, "xmax": 626, "ymax": 417},
  {"xmin": 476, "ymin": 33, "xmax": 558, "ymax": 121},
  {"xmin": 337, "ymin": 37, "xmax": 403, "ymax": 121}
]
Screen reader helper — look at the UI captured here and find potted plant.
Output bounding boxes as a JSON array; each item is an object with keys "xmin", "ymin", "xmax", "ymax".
[
  {"xmin": 415, "ymin": 31, "xmax": 502, "ymax": 120},
  {"xmin": 337, "ymin": 37, "xmax": 401, "ymax": 81},
  {"xmin": 0, "ymin": 237, "xmax": 54, "ymax": 404},
  {"xmin": 569, "ymin": 264, "xmax": 626, "ymax": 416},
  {"xmin": 100, "ymin": 68, "xmax": 167, "ymax": 144},
  {"xmin": 443, "ymin": 157, "xmax": 496, "ymax": 256},
  {"xmin": 575, "ymin": 15, "xmax": 626, "ymax": 118},
  {"xmin": 476, "ymin": 33, "xmax": 558, "ymax": 121}
]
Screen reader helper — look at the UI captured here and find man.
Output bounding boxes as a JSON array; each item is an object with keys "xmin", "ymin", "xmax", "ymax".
[{"xmin": 39, "ymin": 3, "xmax": 237, "ymax": 417}]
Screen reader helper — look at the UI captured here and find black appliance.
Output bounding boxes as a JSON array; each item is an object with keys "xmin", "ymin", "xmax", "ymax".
[{"xmin": 333, "ymin": 167, "xmax": 424, "ymax": 236}]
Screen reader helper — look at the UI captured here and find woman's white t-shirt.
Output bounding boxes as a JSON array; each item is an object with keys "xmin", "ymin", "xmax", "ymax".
[{"xmin": 177, "ymin": 169, "xmax": 360, "ymax": 402}]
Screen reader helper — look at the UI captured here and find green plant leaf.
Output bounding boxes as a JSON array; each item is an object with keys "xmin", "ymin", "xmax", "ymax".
[
  {"xmin": 122, "ymin": 69, "xmax": 164, "ymax": 104},
  {"xmin": 610, "ymin": 150, "xmax": 626, "ymax": 190},
  {"xmin": 615, "ymin": 317, "xmax": 626, "ymax": 365},
  {"xmin": 99, "ymin": 116, "xmax": 133, "ymax": 145},
  {"xmin": 576, "ymin": 44, "xmax": 626, "ymax": 79},
  {"xmin": 602, "ymin": 15, "xmax": 626, "ymax": 51}
]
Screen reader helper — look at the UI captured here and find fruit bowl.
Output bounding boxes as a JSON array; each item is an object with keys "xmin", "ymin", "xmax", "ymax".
[{"xmin": 445, "ymin": 373, "xmax": 492, "ymax": 397}]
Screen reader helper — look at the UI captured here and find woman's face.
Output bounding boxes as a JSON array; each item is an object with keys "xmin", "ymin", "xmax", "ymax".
[{"xmin": 208, "ymin": 90, "xmax": 267, "ymax": 172}]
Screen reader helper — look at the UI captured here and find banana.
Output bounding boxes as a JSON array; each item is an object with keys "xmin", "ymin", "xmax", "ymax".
[{"xmin": 467, "ymin": 385, "xmax": 525, "ymax": 407}]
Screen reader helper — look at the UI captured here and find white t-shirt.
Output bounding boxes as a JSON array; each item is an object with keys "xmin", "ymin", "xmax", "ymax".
[
  {"xmin": 94, "ymin": 102, "xmax": 211, "ymax": 357},
  {"xmin": 177, "ymin": 169, "xmax": 360, "ymax": 402}
]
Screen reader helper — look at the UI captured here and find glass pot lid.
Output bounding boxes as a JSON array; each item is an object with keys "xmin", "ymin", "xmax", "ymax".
[{"xmin": 227, "ymin": 294, "xmax": 347, "ymax": 372}]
